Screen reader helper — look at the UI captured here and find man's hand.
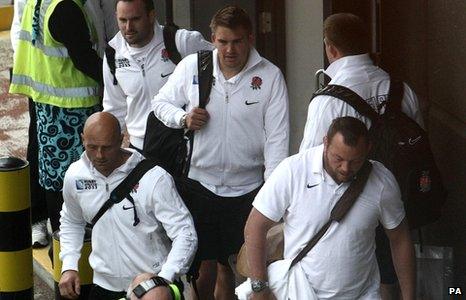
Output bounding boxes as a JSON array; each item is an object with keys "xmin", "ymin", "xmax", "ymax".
[
  {"xmin": 250, "ymin": 288, "xmax": 277, "ymax": 300},
  {"xmin": 58, "ymin": 270, "xmax": 81, "ymax": 299},
  {"xmin": 186, "ymin": 107, "xmax": 209, "ymax": 130}
]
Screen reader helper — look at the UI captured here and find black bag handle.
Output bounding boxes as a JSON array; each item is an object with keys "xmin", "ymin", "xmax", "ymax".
[{"xmin": 183, "ymin": 50, "xmax": 213, "ymax": 176}]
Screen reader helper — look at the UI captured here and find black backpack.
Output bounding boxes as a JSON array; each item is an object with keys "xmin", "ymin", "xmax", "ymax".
[
  {"xmin": 313, "ymin": 79, "xmax": 447, "ymax": 229},
  {"xmin": 141, "ymin": 50, "xmax": 213, "ymax": 177}
]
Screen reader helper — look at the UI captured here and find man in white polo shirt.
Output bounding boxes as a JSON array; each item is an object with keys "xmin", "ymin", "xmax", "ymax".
[{"xmin": 244, "ymin": 117, "xmax": 415, "ymax": 299}]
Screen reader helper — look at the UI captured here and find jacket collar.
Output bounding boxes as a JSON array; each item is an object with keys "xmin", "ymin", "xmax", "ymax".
[
  {"xmin": 305, "ymin": 144, "xmax": 326, "ymax": 186},
  {"xmin": 324, "ymin": 53, "xmax": 372, "ymax": 80}
]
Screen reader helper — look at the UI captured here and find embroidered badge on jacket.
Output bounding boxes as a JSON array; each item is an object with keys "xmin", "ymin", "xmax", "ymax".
[
  {"xmin": 75, "ymin": 179, "xmax": 97, "ymax": 190},
  {"xmin": 251, "ymin": 76, "xmax": 262, "ymax": 90},
  {"xmin": 116, "ymin": 58, "xmax": 130, "ymax": 68},
  {"xmin": 161, "ymin": 49, "xmax": 170, "ymax": 62}
]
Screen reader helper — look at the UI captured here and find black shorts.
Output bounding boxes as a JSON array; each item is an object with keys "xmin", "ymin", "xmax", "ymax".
[
  {"xmin": 175, "ymin": 177, "xmax": 260, "ymax": 265},
  {"xmin": 375, "ymin": 224, "xmax": 398, "ymax": 284}
]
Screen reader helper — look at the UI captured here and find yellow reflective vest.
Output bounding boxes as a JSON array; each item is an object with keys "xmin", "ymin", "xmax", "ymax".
[{"xmin": 9, "ymin": 0, "xmax": 100, "ymax": 108}]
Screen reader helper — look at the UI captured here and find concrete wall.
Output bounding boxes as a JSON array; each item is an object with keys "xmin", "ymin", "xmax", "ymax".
[{"xmin": 285, "ymin": 0, "xmax": 323, "ymax": 153}]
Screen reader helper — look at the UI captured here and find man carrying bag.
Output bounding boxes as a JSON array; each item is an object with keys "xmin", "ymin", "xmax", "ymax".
[{"xmin": 239, "ymin": 117, "xmax": 415, "ymax": 300}]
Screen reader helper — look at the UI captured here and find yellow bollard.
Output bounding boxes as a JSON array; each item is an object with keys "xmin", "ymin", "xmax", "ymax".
[
  {"xmin": 0, "ymin": 157, "xmax": 33, "ymax": 299},
  {"xmin": 53, "ymin": 228, "xmax": 93, "ymax": 299}
]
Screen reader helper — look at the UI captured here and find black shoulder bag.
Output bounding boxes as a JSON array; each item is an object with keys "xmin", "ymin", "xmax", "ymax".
[{"xmin": 142, "ymin": 50, "xmax": 213, "ymax": 177}]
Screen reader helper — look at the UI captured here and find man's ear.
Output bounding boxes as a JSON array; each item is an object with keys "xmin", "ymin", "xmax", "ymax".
[
  {"xmin": 323, "ymin": 135, "xmax": 329, "ymax": 149},
  {"xmin": 211, "ymin": 33, "xmax": 216, "ymax": 43},
  {"xmin": 81, "ymin": 133, "xmax": 85, "ymax": 144},
  {"xmin": 328, "ymin": 43, "xmax": 339, "ymax": 60}
]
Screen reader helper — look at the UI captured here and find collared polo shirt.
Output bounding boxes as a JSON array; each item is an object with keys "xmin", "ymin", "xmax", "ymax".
[{"xmin": 253, "ymin": 144, "xmax": 405, "ymax": 299}]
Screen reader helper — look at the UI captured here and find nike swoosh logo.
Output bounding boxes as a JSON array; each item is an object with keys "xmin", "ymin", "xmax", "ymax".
[
  {"xmin": 245, "ymin": 100, "xmax": 259, "ymax": 105},
  {"xmin": 307, "ymin": 183, "xmax": 319, "ymax": 189},
  {"xmin": 122, "ymin": 205, "xmax": 134, "ymax": 210},
  {"xmin": 408, "ymin": 136, "xmax": 422, "ymax": 145},
  {"xmin": 161, "ymin": 72, "xmax": 173, "ymax": 78}
]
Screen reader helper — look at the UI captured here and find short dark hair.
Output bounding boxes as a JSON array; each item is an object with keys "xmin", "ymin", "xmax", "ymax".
[
  {"xmin": 116, "ymin": 0, "xmax": 154, "ymax": 13},
  {"xmin": 326, "ymin": 117, "xmax": 369, "ymax": 147},
  {"xmin": 323, "ymin": 13, "xmax": 369, "ymax": 56},
  {"xmin": 210, "ymin": 5, "xmax": 252, "ymax": 34}
]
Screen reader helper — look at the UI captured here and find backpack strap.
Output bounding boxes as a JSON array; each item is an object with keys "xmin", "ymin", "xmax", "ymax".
[
  {"xmin": 386, "ymin": 78, "xmax": 404, "ymax": 113},
  {"xmin": 183, "ymin": 50, "xmax": 213, "ymax": 176},
  {"xmin": 163, "ymin": 24, "xmax": 182, "ymax": 65},
  {"xmin": 290, "ymin": 161, "xmax": 373, "ymax": 268},
  {"xmin": 91, "ymin": 159, "xmax": 158, "ymax": 227},
  {"xmin": 197, "ymin": 50, "xmax": 214, "ymax": 108},
  {"xmin": 105, "ymin": 46, "xmax": 118, "ymax": 85},
  {"xmin": 313, "ymin": 85, "xmax": 379, "ymax": 122}
]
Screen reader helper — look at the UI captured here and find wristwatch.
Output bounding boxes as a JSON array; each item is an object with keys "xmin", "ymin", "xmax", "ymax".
[
  {"xmin": 250, "ymin": 278, "xmax": 269, "ymax": 293},
  {"xmin": 132, "ymin": 276, "xmax": 168, "ymax": 298},
  {"xmin": 180, "ymin": 113, "xmax": 188, "ymax": 128}
]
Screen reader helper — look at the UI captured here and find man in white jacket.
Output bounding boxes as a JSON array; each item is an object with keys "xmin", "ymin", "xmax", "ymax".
[
  {"xmin": 152, "ymin": 5, "xmax": 289, "ymax": 299},
  {"xmin": 103, "ymin": 0, "xmax": 212, "ymax": 151},
  {"xmin": 58, "ymin": 112, "xmax": 197, "ymax": 299}
]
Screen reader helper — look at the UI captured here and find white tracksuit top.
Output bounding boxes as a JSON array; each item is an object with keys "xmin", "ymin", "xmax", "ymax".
[
  {"xmin": 103, "ymin": 23, "xmax": 213, "ymax": 149},
  {"xmin": 59, "ymin": 150, "xmax": 197, "ymax": 291},
  {"xmin": 152, "ymin": 48, "xmax": 290, "ymax": 189}
]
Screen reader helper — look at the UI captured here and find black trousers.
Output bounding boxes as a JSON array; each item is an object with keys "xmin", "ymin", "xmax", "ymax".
[
  {"xmin": 88, "ymin": 285, "xmax": 126, "ymax": 300},
  {"xmin": 27, "ymin": 98, "xmax": 47, "ymax": 224}
]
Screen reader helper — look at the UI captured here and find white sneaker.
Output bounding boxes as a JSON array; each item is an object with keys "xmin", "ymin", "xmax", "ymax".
[{"xmin": 32, "ymin": 220, "xmax": 49, "ymax": 248}]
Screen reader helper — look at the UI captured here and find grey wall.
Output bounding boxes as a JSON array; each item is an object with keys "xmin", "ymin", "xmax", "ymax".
[
  {"xmin": 190, "ymin": 0, "xmax": 256, "ymax": 41},
  {"xmin": 285, "ymin": 0, "xmax": 323, "ymax": 154}
]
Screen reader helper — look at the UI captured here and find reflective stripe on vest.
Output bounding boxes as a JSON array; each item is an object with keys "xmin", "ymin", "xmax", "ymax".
[
  {"xmin": 11, "ymin": 74, "xmax": 99, "ymax": 98},
  {"xmin": 18, "ymin": 30, "xmax": 69, "ymax": 57},
  {"xmin": 9, "ymin": 0, "xmax": 100, "ymax": 108}
]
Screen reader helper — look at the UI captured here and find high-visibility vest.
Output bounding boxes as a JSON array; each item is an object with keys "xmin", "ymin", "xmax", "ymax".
[{"xmin": 9, "ymin": 0, "xmax": 101, "ymax": 108}]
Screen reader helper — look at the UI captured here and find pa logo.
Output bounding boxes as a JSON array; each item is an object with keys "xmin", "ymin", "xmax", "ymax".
[{"xmin": 448, "ymin": 287, "xmax": 463, "ymax": 295}]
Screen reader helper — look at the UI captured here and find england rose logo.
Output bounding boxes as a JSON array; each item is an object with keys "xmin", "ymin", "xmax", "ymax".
[
  {"xmin": 161, "ymin": 49, "xmax": 170, "ymax": 62},
  {"xmin": 251, "ymin": 76, "xmax": 262, "ymax": 90}
]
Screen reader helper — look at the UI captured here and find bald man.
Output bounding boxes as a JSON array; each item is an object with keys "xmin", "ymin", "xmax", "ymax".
[{"xmin": 58, "ymin": 112, "xmax": 197, "ymax": 299}]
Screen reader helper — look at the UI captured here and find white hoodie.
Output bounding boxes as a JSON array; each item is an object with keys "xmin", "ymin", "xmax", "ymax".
[
  {"xmin": 59, "ymin": 150, "xmax": 197, "ymax": 291},
  {"xmin": 152, "ymin": 48, "xmax": 289, "ymax": 194},
  {"xmin": 103, "ymin": 23, "xmax": 213, "ymax": 149}
]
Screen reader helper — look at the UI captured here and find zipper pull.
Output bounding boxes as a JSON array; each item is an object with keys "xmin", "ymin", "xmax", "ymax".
[
  {"xmin": 141, "ymin": 64, "xmax": 146, "ymax": 77},
  {"xmin": 106, "ymin": 183, "xmax": 109, "ymax": 192},
  {"xmin": 225, "ymin": 93, "xmax": 229, "ymax": 103}
]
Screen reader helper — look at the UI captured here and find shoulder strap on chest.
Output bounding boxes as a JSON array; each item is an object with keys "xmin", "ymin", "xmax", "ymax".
[
  {"xmin": 105, "ymin": 46, "xmax": 118, "ymax": 85},
  {"xmin": 197, "ymin": 50, "xmax": 214, "ymax": 108},
  {"xmin": 163, "ymin": 23, "xmax": 182, "ymax": 65},
  {"xmin": 90, "ymin": 159, "xmax": 158, "ymax": 227}
]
